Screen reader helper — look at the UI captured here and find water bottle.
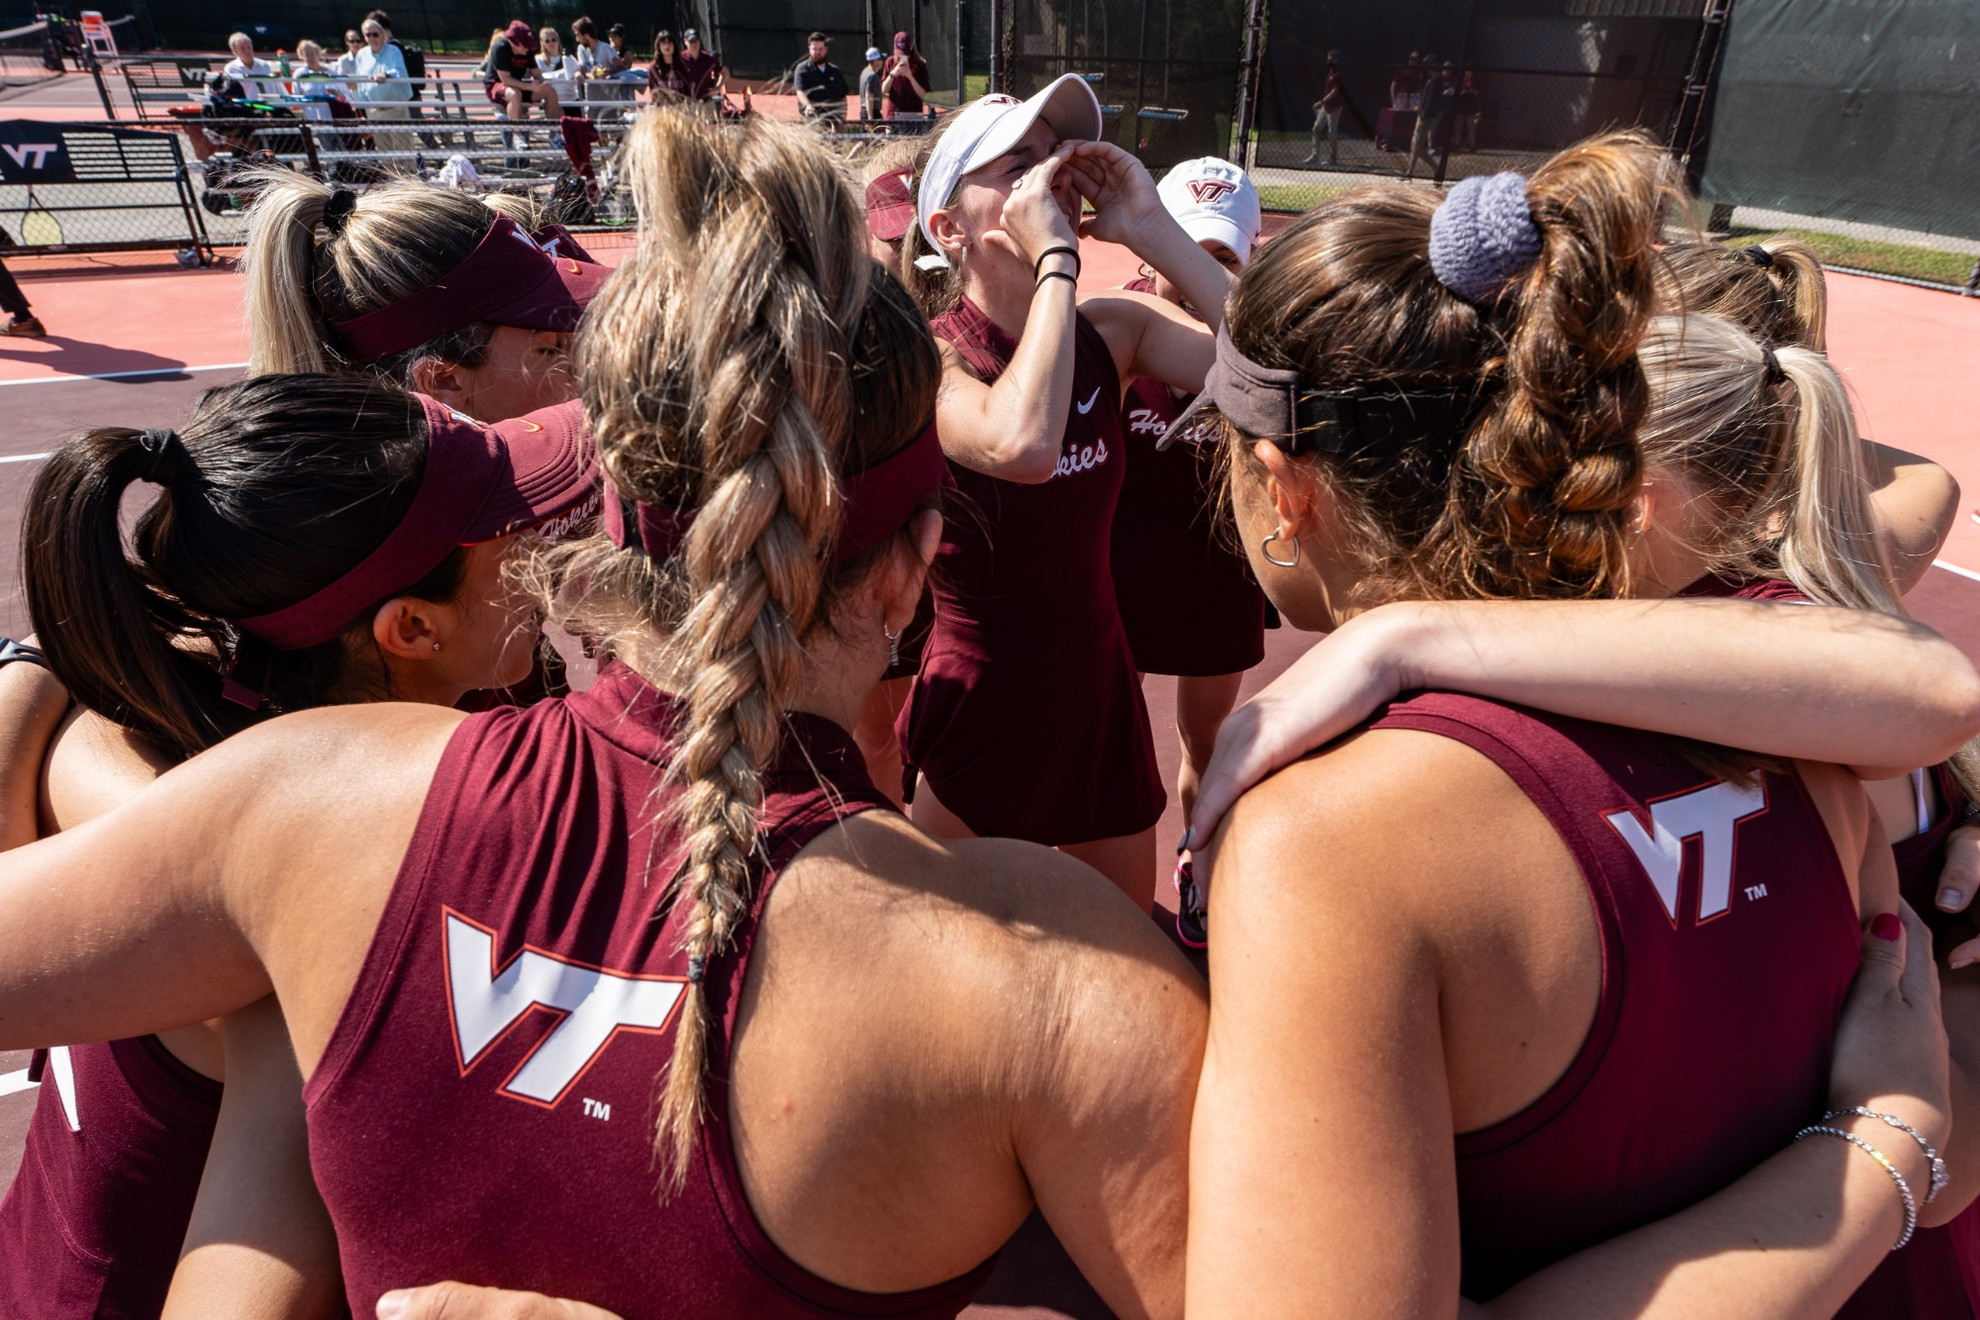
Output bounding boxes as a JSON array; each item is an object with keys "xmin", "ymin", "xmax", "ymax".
[{"xmin": 277, "ymin": 49, "xmax": 290, "ymax": 76}]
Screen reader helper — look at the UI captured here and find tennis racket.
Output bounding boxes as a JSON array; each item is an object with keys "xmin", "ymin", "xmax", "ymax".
[{"xmin": 19, "ymin": 186, "xmax": 61, "ymax": 247}]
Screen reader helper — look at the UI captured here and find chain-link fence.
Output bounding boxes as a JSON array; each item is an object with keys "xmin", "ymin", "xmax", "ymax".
[
  {"xmin": 1252, "ymin": 0, "xmax": 1703, "ymax": 212},
  {"xmin": 0, "ymin": 110, "xmax": 643, "ymax": 261},
  {"xmin": 0, "ymin": 120, "xmax": 210, "ymax": 258},
  {"xmin": 1699, "ymin": 0, "xmax": 1978, "ymax": 249},
  {"xmin": 0, "ymin": 20, "xmax": 66, "ymax": 91},
  {"xmin": 1000, "ymin": 0, "xmax": 1244, "ymax": 171}
]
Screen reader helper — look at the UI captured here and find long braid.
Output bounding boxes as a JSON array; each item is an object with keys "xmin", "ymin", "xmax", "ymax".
[{"xmin": 573, "ymin": 106, "xmax": 934, "ymax": 1187}]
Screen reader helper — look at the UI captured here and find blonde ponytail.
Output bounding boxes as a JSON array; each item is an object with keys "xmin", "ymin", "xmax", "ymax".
[
  {"xmin": 239, "ymin": 172, "xmax": 335, "ymax": 374},
  {"xmin": 564, "ymin": 106, "xmax": 940, "ymax": 1188},
  {"xmin": 1770, "ymin": 344, "xmax": 1897, "ymax": 614},
  {"xmin": 237, "ymin": 172, "xmax": 504, "ymax": 381}
]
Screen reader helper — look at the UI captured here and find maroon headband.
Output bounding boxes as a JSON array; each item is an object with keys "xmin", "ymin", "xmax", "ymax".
[
  {"xmin": 332, "ymin": 215, "xmax": 609, "ymax": 363},
  {"xmin": 605, "ymin": 424, "xmax": 948, "ymax": 564},
  {"xmin": 234, "ymin": 396, "xmax": 596, "ymax": 650}
]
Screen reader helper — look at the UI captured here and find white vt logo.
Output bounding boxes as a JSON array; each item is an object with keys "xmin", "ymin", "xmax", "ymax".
[
  {"xmin": 1604, "ymin": 781, "xmax": 1768, "ymax": 925},
  {"xmin": 443, "ymin": 910, "xmax": 684, "ymax": 1107},
  {"xmin": 2, "ymin": 143, "xmax": 58, "ymax": 170}
]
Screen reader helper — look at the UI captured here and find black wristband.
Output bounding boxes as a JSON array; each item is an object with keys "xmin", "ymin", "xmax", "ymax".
[
  {"xmin": 1033, "ymin": 244, "xmax": 1081, "ymax": 282},
  {"xmin": 1036, "ymin": 269, "xmax": 1079, "ymax": 291},
  {"xmin": 0, "ymin": 638, "xmax": 46, "ymax": 671}
]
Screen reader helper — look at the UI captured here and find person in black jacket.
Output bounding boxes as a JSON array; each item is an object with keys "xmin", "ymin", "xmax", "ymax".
[{"xmin": 793, "ymin": 32, "xmax": 848, "ymax": 123}]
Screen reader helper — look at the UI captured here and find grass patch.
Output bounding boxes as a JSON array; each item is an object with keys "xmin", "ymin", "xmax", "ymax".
[
  {"xmin": 1724, "ymin": 226, "xmax": 1977, "ymax": 288},
  {"xmin": 1257, "ymin": 181, "xmax": 1353, "ymax": 215}
]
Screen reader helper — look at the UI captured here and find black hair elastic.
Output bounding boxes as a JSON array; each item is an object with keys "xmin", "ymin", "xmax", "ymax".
[
  {"xmin": 322, "ymin": 187, "xmax": 359, "ymax": 234},
  {"xmin": 1744, "ymin": 244, "xmax": 1776, "ymax": 268},
  {"xmin": 1033, "ymin": 244, "xmax": 1081, "ymax": 283},
  {"xmin": 1760, "ymin": 345, "xmax": 1786, "ymax": 385},
  {"xmin": 136, "ymin": 428, "xmax": 186, "ymax": 486}
]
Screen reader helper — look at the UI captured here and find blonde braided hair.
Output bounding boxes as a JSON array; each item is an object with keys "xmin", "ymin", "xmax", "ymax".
[{"xmin": 567, "ymin": 106, "xmax": 940, "ymax": 1187}]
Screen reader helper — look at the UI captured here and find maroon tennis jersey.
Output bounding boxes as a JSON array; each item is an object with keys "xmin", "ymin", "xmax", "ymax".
[
  {"xmin": 1370, "ymin": 693, "xmax": 1862, "ymax": 1298},
  {"xmin": 900, "ymin": 296, "xmax": 1162, "ymax": 844},
  {"xmin": 304, "ymin": 662, "xmax": 995, "ymax": 1317},
  {"xmin": 0, "ymin": 1037, "xmax": 220, "ymax": 1318},
  {"xmin": 1109, "ymin": 278, "xmax": 1266, "ymax": 677}
]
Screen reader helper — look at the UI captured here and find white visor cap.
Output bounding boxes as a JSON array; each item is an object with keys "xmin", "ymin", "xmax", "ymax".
[
  {"xmin": 916, "ymin": 73, "xmax": 1104, "ymax": 267},
  {"xmin": 1156, "ymin": 157, "xmax": 1263, "ymax": 266}
]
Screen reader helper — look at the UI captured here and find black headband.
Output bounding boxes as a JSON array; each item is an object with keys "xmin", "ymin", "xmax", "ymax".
[{"xmin": 1158, "ymin": 324, "xmax": 1478, "ymax": 458}]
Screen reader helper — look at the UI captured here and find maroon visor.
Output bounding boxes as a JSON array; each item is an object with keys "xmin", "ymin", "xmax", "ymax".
[
  {"xmin": 604, "ymin": 422, "xmax": 947, "ymax": 564},
  {"xmin": 233, "ymin": 395, "xmax": 599, "ymax": 650},
  {"xmin": 864, "ymin": 167, "xmax": 915, "ymax": 244},
  {"xmin": 332, "ymin": 215, "xmax": 610, "ymax": 363}
]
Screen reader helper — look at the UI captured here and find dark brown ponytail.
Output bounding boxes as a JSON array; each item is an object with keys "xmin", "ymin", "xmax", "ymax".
[
  {"xmin": 1221, "ymin": 129, "xmax": 1673, "ymax": 605},
  {"xmin": 23, "ymin": 374, "xmax": 464, "ymax": 761}
]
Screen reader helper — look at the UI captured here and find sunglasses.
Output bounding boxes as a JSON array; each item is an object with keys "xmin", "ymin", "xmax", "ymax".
[{"xmin": 345, "ymin": 35, "xmax": 361, "ymax": 42}]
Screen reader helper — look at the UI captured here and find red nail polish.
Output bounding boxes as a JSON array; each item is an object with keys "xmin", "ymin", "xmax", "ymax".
[{"xmin": 1871, "ymin": 912, "xmax": 1902, "ymax": 942}]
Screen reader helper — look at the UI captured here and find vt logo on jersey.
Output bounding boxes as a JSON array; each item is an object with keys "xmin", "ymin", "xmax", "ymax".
[
  {"xmin": 1187, "ymin": 178, "xmax": 1237, "ymax": 205},
  {"xmin": 1603, "ymin": 781, "xmax": 1769, "ymax": 926},
  {"xmin": 442, "ymin": 909, "xmax": 685, "ymax": 1108}
]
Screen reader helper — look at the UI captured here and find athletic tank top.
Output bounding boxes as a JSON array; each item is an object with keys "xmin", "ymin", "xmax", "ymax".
[
  {"xmin": 1369, "ymin": 693, "xmax": 1862, "ymax": 1299},
  {"xmin": 898, "ymin": 296, "xmax": 1163, "ymax": 844},
  {"xmin": 0, "ymin": 1038, "xmax": 220, "ymax": 1318},
  {"xmin": 1109, "ymin": 276, "xmax": 1265, "ymax": 677},
  {"xmin": 1840, "ymin": 759, "xmax": 1979, "ymax": 1320},
  {"xmin": 1682, "ymin": 571, "xmax": 1980, "ymax": 1315},
  {"xmin": 927, "ymin": 296, "xmax": 1126, "ymax": 629},
  {"xmin": 304, "ymin": 662, "xmax": 996, "ymax": 1317}
]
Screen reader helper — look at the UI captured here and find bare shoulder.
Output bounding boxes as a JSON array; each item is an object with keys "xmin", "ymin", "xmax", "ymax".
[
  {"xmin": 1205, "ymin": 726, "xmax": 1570, "ymax": 946},
  {"xmin": 43, "ymin": 707, "xmax": 176, "ymax": 829},
  {"xmin": 772, "ymin": 809, "xmax": 1205, "ymax": 1083}
]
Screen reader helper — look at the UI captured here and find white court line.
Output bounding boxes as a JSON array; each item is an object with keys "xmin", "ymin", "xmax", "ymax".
[
  {"xmin": 0, "ymin": 1067, "xmax": 36, "ymax": 1097},
  {"xmin": 0, "ymin": 361, "xmax": 248, "ymax": 389},
  {"xmin": 1936, "ymin": 559, "xmax": 1980, "ymax": 585},
  {"xmin": 0, "ymin": 452, "xmax": 51, "ymax": 464}
]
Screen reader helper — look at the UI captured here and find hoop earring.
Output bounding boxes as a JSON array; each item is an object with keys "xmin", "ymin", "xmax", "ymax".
[
  {"xmin": 1260, "ymin": 529, "xmax": 1300, "ymax": 568},
  {"xmin": 884, "ymin": 625, "xmax": 902, "ymax": 668}
]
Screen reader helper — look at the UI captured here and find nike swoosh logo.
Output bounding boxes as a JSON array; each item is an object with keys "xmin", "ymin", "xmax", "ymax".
[{"xmin": 1075, "ymin": 387, "xmax": 1101, "ymax": 415}]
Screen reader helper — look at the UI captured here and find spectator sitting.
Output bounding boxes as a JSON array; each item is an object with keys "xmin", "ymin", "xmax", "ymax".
[
  {"xmin": 536, "ymin": 26, "xmax": 579, "ymax": 81},
  {"xmin": 352, "ymin": 18, "xmax": 409, "ymax": 103},
  {"xmin": 334, "ymin": 27, "xmax": 362, "ymax": 77},
  {"xmin": 679, "ymin": 27, "xmax": 724, "ymax": 105},
  {"xmin": 484, "ymin": 20, "xmax": 561, "ymax": 122},
  {"xmin": 858, "ymin": 45, "xmax": 884, "ymax": 121},
  {"xmin": 222, "ymin": 32, "xmax": 281, "ymax": 100},
  {"xmin": 363, "ymin": 11, "xmax": 423, "ymax": 96},
  {"xmin": 293, "ymin": 39, "xmax": 336, "ymax": 81},
  {"xmin": 603, "ymin": 23, "xmax": 636, "ymax": 77},
  {"xmin": 571, "ymin": 16, "xmax": 607, "ymax": 77},
  {"xmin": 648, "ymin": 29, "xmax": 689, "ymax": 101},
  {"xmin": 880, "ymin": 31, "xmax": 929, "ymax": 120},
  {"xmin": 793, "ymin": 31, "xmax": 848, "ymax": 122}
]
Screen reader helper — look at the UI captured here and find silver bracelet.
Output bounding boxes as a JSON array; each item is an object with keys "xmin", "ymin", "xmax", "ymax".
[
  {"xmin": 1827, "ymin": 1108, "xmax": 1948, "ymax": 1204},
  {"xmin": 1795, "ymin": 1124, "xmax": 1917, "ymax": 1251}
]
